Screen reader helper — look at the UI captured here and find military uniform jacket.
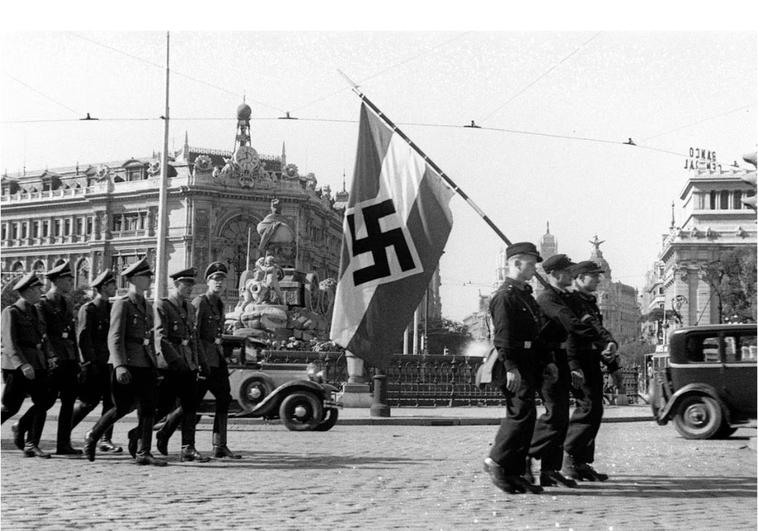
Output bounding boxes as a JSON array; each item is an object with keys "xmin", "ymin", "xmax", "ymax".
[
  {"xmin": 192, "ymin": 293, "xmax": 225, "ymax": 368},
  {"xmin": 564, "ymin": 290, "xmax": 619, "ymax": 373},
  {"xmin": 108, "ymin": 291, "xmax": 157, "ymax": 368},
  {"xmin": 155, "ymin": 294, "xmax": 198, "ymax": 371},
  {"xmin": 1, "ymin": 299, "xmax": 51, "ymax": 371},
  {"xmin": 77, "ymin": 296, "xmax": 111, "ymax": 366},
  {"xmin": 37, "ymin": 292, "xmax": 77, "ymax": 362},
  {"xmin": 489, "ymin": 277, "xmax": 549, "ymax": 373},
  {"xmin": 536, "ymin": 286, "xmax": 600, "ymax": 350}
]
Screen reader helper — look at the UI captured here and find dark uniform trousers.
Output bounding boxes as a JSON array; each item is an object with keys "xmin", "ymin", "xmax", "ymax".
[
  {"xmin": 563, "ymin": 350, "xmax": 604, "ymax": 464},
  {"xmin": 37, "ymin": 294, "xmax": 79, "ymax": 449},
  {"xmin": 490, "ymin": 360, "xmax": 540, "ymax": 476},
  {"xmin": 528, "ymin": 347, "xmax": 572, "ymax": 471},
  {"xmin": 72, "ymin": 298, "xmax": 116, "ymax": 439},
  {"xmin": 154, "ymin": 369, "xmax": 201, "ymax": 446},
  {"xmin": 1, "ymin": 300, "xmax": 55, "ymax": 448},
  {"xmin": 1, "ymin": 369, "xmax": 52, "ymax": 446}
]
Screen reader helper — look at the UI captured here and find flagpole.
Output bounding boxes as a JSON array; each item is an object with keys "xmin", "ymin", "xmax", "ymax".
[
  {"xmin": 337, "ymin": 70, "xmax": 548, "ymax": 288},
  {"xmin": 155, "ymin": 31, "xmax": 171, "ymax": 300}
]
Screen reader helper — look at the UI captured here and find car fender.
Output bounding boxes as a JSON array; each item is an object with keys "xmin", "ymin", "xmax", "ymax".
[
  {"xmin": 251, "ymin": 379, "xmax": 328, "ymax": 415},
  {"xmin": 658, "ymin": 383, "xmax": 728, "ymax": 424}
]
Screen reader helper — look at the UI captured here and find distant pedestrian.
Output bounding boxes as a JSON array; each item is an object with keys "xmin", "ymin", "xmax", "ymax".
[
  {"xmin": 37, "ymin": 261, "xmax": 82, "ymax": 455},
  {"xmin": 483, "ymin": 242, "xmax": 557, "ymax": 495},
  {"xmin": 1, "ymin": 273, "xmax": 55, "ymax": 458},
  {"xmin": 70, "ymin": 270, "xmax": 123, "ymax": 453}
]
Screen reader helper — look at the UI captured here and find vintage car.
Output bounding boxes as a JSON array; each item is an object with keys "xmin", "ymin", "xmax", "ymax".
[
  {"xmin": 198, "ymin": 335, "xmax": 340, "ymax": 431},
  {"xmin": 650, "ymin": 324, "xmax": 756, "ymax": 439}
]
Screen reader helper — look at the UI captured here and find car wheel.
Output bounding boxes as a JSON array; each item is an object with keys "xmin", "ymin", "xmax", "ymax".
[
  {"xmin": 279, "ymin": 391, "xmax": 323, "ymax": 431},
  {"xmin": 673, "ymin": 394, "xmax": 723, "ymax": 439},
  {"xmin": 314, "ymin": 408, "xmax": 339, "ymax": 432},
  {"xmin": 238, "ymin": 376, "xmax": 274, "ymax": 412},
  {"xmin": 715, "ymin": 421, "xmax": 738, "ymax": 439}
]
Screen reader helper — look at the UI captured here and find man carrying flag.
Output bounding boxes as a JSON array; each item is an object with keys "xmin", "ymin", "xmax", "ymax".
[{"xmin": 330, "ymin": 102, "xmax": 454, "ymax": 370}]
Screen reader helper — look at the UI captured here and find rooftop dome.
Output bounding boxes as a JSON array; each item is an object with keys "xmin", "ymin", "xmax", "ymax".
[{"xmin": 237, "ymin": 103, "xmax": 252, "ymax": 121}]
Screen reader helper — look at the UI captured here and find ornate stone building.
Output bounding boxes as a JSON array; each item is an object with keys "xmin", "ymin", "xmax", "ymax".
[
  {"xmin": 643, "ymin": 153, "xmax": 756, "ymax": 330},
  {"xmin": 0, "ymin": 103, "xmax": 348, "ymax": 307}
]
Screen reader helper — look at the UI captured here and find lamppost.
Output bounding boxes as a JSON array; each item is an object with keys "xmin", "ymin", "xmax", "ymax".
[{"xmin": 699, "ymin": 260, "xmax": 724, "ymax": 324}]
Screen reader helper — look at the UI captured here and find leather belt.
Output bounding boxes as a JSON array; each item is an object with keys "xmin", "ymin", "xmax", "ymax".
[
  {"xmin": 167, "ymin": 337, "xmax": 190, "ymax": 346},
  {"xmin": 506, "ymin": 340, "xmax": 533, "ymax": 349}
]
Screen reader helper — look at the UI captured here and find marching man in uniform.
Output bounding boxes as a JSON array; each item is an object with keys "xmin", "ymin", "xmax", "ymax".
[
  {"xmin": 1, "ymin": 273, "xmax": 55, "ymax": 458},
  {"xmin": 84, "ymin": 258, "xmax": 166, "ymax": 466},
  {"xmin": 153, "ymin": 267, "xmax": 209, "ymax": 462},
  {"xmin": 155, "ymin": 262, "xmax": 240, "ymax": 459},
  {"xmin": 560, "ymin": 260, "xmax": 623, "ymax": 482},
  {"xmin": 70, "ymin": 270, "xmax": 123, "ymax": 453},
  {"xmin": 37, "ymin": 261, "xmax": 82, "ymax": 455},
  {"xmin": 483, "ymin": 242, "xmax": 557, "ymax": 495}
]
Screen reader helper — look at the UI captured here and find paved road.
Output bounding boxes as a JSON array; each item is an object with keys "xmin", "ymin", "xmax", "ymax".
[{"xmin": 1, "ymin": 416, "xmax": 755, "ymax": 531}]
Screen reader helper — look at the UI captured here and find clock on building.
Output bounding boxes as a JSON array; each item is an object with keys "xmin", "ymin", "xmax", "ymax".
[{"xmin": 233, "ymin": 146, "xmax": 259, "ymax": 172}]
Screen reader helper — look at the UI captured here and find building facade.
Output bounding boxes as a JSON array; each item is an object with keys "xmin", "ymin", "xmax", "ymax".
[
  {"xmin": 1, "ymin": 103, "xmax": 348, "ymax": 306},
  {"xmin": 643, "ymin": 154, "xmax": 757, "ymax": 331}
]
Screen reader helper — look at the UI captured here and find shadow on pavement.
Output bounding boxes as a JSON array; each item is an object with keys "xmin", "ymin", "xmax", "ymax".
[
  {"xmin": 2, "ymin": 438, "xmax": 429, "ymax": 470},
  {"xmin": 545, "ymin": 474, "xmax": 757, "ymax": 499}
]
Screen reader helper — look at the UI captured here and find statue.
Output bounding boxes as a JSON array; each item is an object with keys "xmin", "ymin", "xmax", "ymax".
[
  {"xmin": 256, "ymin": 198, "xmax": 293, "ymax": 252},
  {"xmin": 249, "ymin": 253, "xmax": 285, "ymax": 305}
]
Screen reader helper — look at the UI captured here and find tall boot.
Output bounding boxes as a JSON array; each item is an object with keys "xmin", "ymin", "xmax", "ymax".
[
  {"xmin": 212, "ymin": 412, "xmax": 240, "ymax": 459},
  {"xmin": 155, "ymin": 406, "xmax": 182, "ymax": 456},
  {"xmin": 84, "ymin": 407, "xmax": 119, "ymax": 462},
  {"xmin": 71, "ymin": 400, "xmax": 96, "ymax": 430},
  {"xmin": 56, "ymin": 397, "xmax": 82, "ymax": 455},
  {"xmin": 24, "ymin": 407, "xmax": 50, "ymax": 458},
  {"xmin": 98, "ymin": 423, "xmax": 123, "ymax": 453},
  {"xmin": 134, "ymin": 414, "xmax": 167, "ymax": 466}
]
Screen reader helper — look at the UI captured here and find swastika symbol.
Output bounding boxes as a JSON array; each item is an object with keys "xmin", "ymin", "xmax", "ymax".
[{"xmin": 347, "ymin": 199, "xmax": 416, "ymax": 286}]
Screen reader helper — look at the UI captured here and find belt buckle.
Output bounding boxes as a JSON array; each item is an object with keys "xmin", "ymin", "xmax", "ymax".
[
  {"xmin": 181, "ymin": 339, "xmax": 189, "ymax": 346},
  {"xmin": 143, "ymin": 339, "xmax": 150, "ymax": 346},
  {"xmin": 214, "ymin": 338, "xmax": 222, "ymax": 345},
  {"xmin": 523, "ymin": 341, "xmax": 532, "ymax": 349},
  {"xmin": 62, "ymin": 332, "xmax": 68, "ymax": 339}
]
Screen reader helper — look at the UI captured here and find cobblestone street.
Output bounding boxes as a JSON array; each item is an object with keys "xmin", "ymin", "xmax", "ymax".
[{"xmin": 1, "ymin": 416, "xmax": 756, "ymax": 531}]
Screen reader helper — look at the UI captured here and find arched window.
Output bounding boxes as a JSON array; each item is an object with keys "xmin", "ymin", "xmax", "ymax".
[
  {"xmin": 720, "ymin": 191, "xmax": 729, "ymax": 210},
  {"xmin": 709, "ymin": 190, "xmax": 717, "ymax": 209},
  {"xmin": 734, "ymin": 190, "xmax": 743, "ymax": 209}
]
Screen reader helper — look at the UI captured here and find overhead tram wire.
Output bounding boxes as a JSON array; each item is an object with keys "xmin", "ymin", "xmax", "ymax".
[
  {"xmin": 641, "ymin": 104, "xmax": 756, "ymax": 142},
  {"xmin": 0, "ymin": 113, "xmax": 688, "ymax": 159},
  {"xmin": 479, "ymin": 32, "xmax": 602, "ymax": 125},
  {"xmin": 289, "ymin": 31, "xmax": 472, "ymax": 114},
  {"xmin": 1, "ymin": 71, "xmax": 81, "ymax": 117},
  {"xmin": 68, "ymin": 32, "xmax": 285, "ymax": 114}
]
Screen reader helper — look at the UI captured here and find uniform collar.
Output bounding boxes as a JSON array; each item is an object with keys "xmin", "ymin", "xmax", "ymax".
[{"xmin": 505, "ymin": 276, "xmax": 531, "ymax": 292}]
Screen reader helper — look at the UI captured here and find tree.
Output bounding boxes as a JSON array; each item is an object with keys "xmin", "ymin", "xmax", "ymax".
[
  {"xmin": 720, "ymin": 247, "xmax": 757, "ymax": 323},
  {"xmin": 425, "ymin": 318, "xmax": 473, "ymax": 356}
]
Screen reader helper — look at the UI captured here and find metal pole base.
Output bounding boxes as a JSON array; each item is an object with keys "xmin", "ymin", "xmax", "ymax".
[{"xmin": 370, "ymin": 371, "xmax": 391, "ymax": 417}]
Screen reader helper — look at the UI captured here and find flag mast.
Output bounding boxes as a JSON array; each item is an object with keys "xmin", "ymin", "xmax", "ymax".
[
  {"xmin": 155, "ymin": 31, "xmax": 171, "ymax": 300},
  {"xmin": 337, "ymin": 70, "xmax": 549, "ymax": 289}
]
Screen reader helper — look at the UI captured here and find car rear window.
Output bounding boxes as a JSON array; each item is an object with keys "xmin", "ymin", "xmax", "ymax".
[{"xmin": 725, "ymin": 334, "xmax": 757, "ymax": 363}]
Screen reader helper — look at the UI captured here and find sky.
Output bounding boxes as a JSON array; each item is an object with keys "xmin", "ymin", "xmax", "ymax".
[{"xmin": 1, "ymin": 6, "xmax": 756, "ymax": 322}]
